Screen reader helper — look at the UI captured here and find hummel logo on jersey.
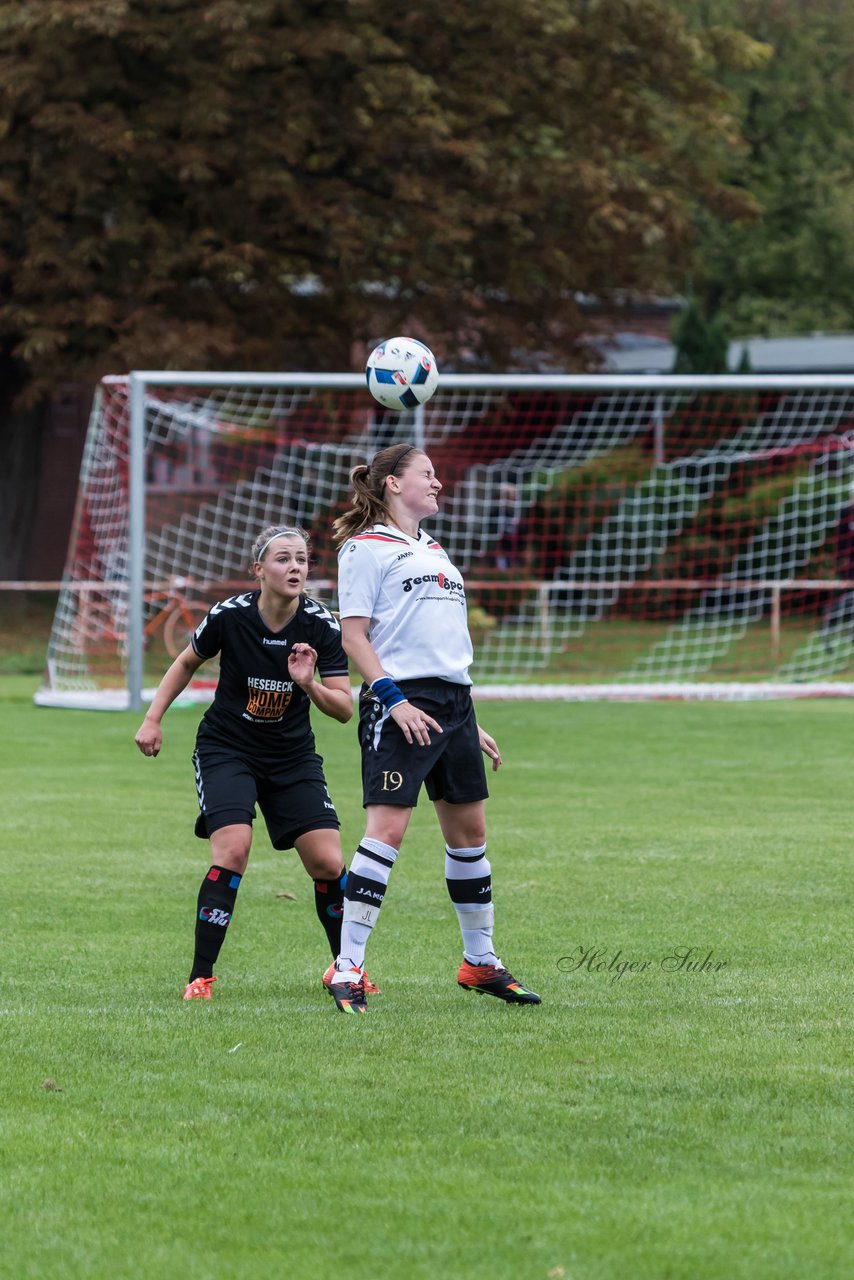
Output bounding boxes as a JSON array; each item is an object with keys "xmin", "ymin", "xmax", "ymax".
[
  {"xmin": 199, "ymin": 906, "xmax": 231, "ymax": 926},
  {"xmin": 262, "ymin": 637, "xmax": 288, "ymax": 646}
]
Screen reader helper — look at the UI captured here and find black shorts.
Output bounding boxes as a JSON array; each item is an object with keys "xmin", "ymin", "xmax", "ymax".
[
  {"xmin": 358, "ymin": 678, "xmax": 488, "ymax": 808},
  {"xmin": 192, "ymin": 742, "xmax": 340, "ymax": 850}
]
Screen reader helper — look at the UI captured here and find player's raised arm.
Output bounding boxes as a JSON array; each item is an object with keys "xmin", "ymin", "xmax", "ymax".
[{"xmin": 288, "ymin": 642, "xmax": 352, "ymax": 723}]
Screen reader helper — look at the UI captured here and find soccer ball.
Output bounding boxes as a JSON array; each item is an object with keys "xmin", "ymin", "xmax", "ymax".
[{"xmin": 365, "ymin": 336, "xmax": 439, "ymax": 411}]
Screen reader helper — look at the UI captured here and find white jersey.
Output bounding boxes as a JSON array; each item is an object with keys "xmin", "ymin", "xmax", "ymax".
[{"xmin": 337, "ymin": 522, "xmax": 473, "ymax": 684}]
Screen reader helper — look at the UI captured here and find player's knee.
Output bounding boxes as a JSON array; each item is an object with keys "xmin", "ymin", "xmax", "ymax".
[
  {"xmin": 305, "ymin": 851, "xmax": 345, "ymax": 879},
  {"xmin": 295, "ymin": 831, "xmax": 344, "ymax": 879},
  {"xmin": 366, "ymin": 818, "xmax": 409, "ymax": 848},
  {"xmin": 443, "ymin": 816, "xmax": 486, "ymax": 847},
  {"xmin": 209, "ymin": 823, "xmax": 252, "ymax": 872}
]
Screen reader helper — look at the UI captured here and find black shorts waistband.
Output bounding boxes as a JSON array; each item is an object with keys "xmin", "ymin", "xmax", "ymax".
[{"xmin": 362, "ymin": 677, "xmax": 472, "ymax": 699}]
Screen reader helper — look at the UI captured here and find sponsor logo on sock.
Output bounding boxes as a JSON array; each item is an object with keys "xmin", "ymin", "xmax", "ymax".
[
  {"xmin": 355, "ymin": 886, "xmax": 385, "ymax": 902},
  {"xmin": 199, "ymin": 906, "xmax": 231, "ymax": 926}
]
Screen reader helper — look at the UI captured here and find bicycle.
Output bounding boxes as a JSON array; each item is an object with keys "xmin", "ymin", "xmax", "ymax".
[
  {"xmin": 143, "ymin": 576, "xmax": 213, "ymax": 658},
  {"xmin": 69, "ymin": 576, "xmax": 212, "ymax": 656}
]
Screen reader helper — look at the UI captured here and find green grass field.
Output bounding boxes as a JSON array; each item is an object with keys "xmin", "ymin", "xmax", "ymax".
[{"xmin": 2, "ymin": 673, "xmax": 852, "ymax": 1280}]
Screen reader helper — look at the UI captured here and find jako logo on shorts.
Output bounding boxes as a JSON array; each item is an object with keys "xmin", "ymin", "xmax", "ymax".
[{"xmin": 199, "ymin": 906, "xmax": 231, "ymax": 926}]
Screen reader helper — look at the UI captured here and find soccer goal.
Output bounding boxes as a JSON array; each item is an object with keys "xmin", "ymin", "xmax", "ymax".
[{"xmin": 36, "ymin": 371, "xmax": 854, "ymax": 709}]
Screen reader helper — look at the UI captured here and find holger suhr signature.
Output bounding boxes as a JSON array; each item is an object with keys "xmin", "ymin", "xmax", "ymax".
[{"xmin": 557, "ymin": 945, "xmax": 729, "ymax": 982}]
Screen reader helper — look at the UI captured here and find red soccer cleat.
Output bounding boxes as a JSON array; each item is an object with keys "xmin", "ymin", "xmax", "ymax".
[{"xmin": 183, "ymin": 975, "xmax": 217, "ymax": 1001}]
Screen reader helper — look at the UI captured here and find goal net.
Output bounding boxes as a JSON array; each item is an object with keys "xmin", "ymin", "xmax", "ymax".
[{"xmin": 37, "ymin": 372, "xmax": 854, "ymax": 708}]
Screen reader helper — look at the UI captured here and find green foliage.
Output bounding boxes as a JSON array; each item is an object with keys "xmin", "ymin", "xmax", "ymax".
[
  {"xmin": 537, "ymin": 442, "xmax": 656, "ymax": 493},
  {"xmin": 0, "ymin": 591, "xmax": 56, "ymax": 673},
  {"xmin": 0, "ymin": 1, "xmax": 756, "ymax": 398},
  {"xmin": 671, "ymin": 298, "xmax": 730, "ymax": 373},
  {"xmin": 5, "ymin": 0, "xmax": 850, "ymax": 399},
  {"xmin": 718, "ymin": 468, "xmax": 810, "ymax": 524},
  {"xmin": 464, "ymin": 603, "xmax": 497, "ymax": 635},
  {"xmin": 735, "ymin": 342, "xmax": 753, "ymax": 372},
  {"xmin": 685, "ymin": 0, "xmax": 854, "ymax": 336}
]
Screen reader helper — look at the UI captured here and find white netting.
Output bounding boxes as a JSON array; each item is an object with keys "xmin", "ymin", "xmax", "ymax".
[{"xmin": 38, "ymin": 373, "xmax": 854, "ymax": 707}]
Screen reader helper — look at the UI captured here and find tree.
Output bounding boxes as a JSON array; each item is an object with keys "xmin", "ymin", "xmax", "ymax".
[
  {"xmin": 685, "ymin": 0, "xmax": 854, "ymax": 336},
  {"xmin": 0, "ymin": 0, "xmax": 762, "ymax": 402},
  {"xmin": 671, "ymin": 298, "xmax": 729, "ymax": 373}
]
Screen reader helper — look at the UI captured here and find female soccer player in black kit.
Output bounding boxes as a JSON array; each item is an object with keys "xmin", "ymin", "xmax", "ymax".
[
  {"xmin": 325, "ymin": 442, "xmax": 541, "ymax": 1013},
  {"xmin": 135, "ymin": 524, "xmax": 377, "ymax": 1001}
]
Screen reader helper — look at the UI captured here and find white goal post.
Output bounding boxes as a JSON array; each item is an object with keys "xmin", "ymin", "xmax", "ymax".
[{"xmin": 37, "ymin": 371, "xmax": 854, "ymax": 709}]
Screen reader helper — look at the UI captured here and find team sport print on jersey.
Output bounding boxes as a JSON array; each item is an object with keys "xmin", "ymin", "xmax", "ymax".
[{"xmin": 191, "ymin": 592, "xmax": 348, "ymax": 748}]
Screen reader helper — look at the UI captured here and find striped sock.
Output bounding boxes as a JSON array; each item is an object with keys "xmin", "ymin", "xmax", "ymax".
[
  {"xmin": 445, "ymin": 844, "xmax": 498, "ymax": 967},
  {"xmin": 337, "ymin": 838, "xmax": 398, "ymax": 970}
]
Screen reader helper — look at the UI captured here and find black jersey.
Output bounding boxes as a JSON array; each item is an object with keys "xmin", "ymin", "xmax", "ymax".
[{"xmin": 191, "ymin": 591, "xmax": 349, "ymax": 760}]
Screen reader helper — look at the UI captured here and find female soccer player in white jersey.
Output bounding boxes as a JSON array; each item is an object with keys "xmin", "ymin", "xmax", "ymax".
[
  {"xmin": 325, "ymin": 442, "xmax": 541, "ymax": 1013},
  {"xmin": 135, "ymin": 525, "xmax": 378, "ymax": 1001}
]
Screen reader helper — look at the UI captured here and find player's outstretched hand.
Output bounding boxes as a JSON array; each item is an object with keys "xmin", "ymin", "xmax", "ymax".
[
  {"xmin": 477, "ymin": 724, "xmax": 502, "ymax": 771},
  {"xmin": 135, "ymin": 717, "xmax": 162, "ymax": 757},
  {"xmin": 391, "ymin": 700, "xmax": 443, "ymax": 747},
  {"xmin": 288, "ymin": 642, "xmax": 318, "ymax": 685}
]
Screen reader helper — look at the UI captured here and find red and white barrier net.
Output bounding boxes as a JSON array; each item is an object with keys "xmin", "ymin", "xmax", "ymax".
[{"xmin": 37, "ymin": 373, "xmax": 854, "ymax": 707}]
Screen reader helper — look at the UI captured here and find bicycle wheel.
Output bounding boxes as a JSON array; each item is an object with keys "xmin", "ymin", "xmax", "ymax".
[{"xmin": 163, "ymin": 600, "xmax": 210, "ymax": 658}]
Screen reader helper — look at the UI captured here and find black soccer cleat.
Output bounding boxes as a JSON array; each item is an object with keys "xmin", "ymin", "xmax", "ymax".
[
  {"xmin": 457, "ymin": 960, "xmax": 541, "ymax": 1004},
  {"xmin": 326, "ymin": 965, "xmax": 368, "ymax": 1014}
]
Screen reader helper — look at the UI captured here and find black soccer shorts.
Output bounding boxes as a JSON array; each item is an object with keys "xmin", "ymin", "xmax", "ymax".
[
  {"xmin": 192, "ymin": 743, "xmax": 340, "ymax": 850},
  {"xmin": 358, "ymin": 677, "xmax": 488, "ymax": 808}
]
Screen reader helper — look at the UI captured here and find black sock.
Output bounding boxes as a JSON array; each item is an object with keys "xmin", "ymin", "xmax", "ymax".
[
  {"xmin": 190, "ymin": 865, "xmax": 242, "ymax": 982},
  {"xmin": 313, "ymin": 867, "xmax": 347, "ymax": 959}
]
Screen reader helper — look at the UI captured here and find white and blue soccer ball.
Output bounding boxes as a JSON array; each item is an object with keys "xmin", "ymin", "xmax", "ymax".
[{"xmin": 365, "ymin": 336, "xmax": 439, "ymax": 411}]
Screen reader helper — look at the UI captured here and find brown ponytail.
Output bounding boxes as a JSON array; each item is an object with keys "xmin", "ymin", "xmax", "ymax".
[{"xmin": 332, "ymin": 443, "xmax": 423, "ymax": 546}]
